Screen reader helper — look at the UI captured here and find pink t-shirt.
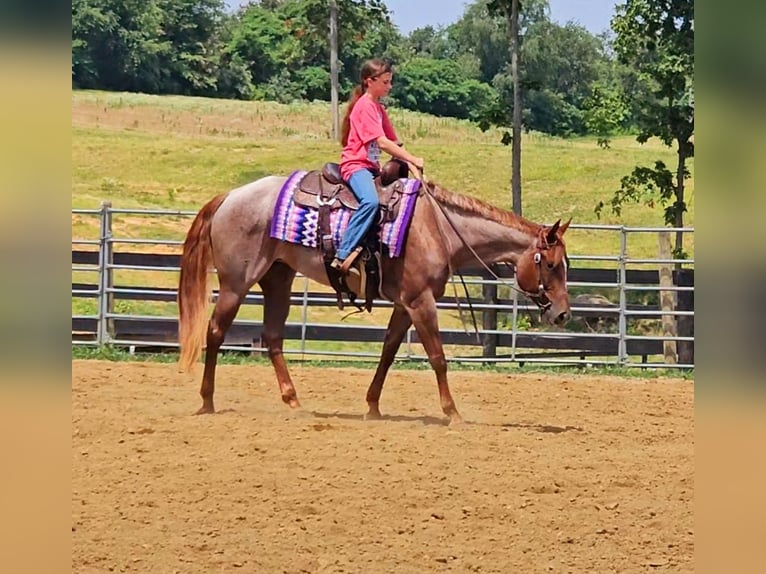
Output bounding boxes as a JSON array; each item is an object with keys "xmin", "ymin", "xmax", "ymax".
[{"xmin": 340, "ymin": 95, "xmax": 398, "ymax": 181}]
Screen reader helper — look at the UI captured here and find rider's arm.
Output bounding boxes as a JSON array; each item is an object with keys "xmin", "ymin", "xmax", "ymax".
[{"xmin": 376, "ymin": 135, "xmax": 424, "ymax": 168}]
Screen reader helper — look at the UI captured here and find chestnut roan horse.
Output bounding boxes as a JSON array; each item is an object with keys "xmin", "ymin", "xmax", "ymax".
[{"xmin": 178, "ymin": 175, "xmax": 571, "ymax": 425}]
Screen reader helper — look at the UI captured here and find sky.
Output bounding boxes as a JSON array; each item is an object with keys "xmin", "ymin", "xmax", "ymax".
[
  {"xmin": 383, "ymin": 0, "xmax": 616, "ymax": 35},
  {"xmin": 225, "ymin": 1, "xmax": 617, "ymax": 36}
]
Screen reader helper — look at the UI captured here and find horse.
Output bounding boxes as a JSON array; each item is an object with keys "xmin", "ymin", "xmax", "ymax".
[{"xmin": 177, "ymin": 174, "xmax": 571, "ymax": 425}]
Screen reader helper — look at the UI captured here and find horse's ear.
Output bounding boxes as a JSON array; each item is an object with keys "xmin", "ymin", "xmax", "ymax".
[
  {"xmin": 546, "ymin": 220, "xmax": 561, "ymax": 244},
  {"xmin": 559, "ymin": 218, "xmax": 572, "ymax": 236}
]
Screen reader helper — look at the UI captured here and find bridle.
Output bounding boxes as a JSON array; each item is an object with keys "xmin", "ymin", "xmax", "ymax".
[
  {"xmin": 420, "ymin": 179, "xmax": 569, "ymax": 318},
  {"xmin": 516, "ymin": 237, "xmax": 570, "ymax": 314}
]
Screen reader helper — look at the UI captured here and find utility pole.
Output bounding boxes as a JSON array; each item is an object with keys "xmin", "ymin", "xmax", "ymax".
[
  {"xmin": 509, "ymin": 0, "xmax": 522, "ymax": 215},
  {"xmin": 329, "ymin": 0, "xmax": 340, "ymax": 141}
]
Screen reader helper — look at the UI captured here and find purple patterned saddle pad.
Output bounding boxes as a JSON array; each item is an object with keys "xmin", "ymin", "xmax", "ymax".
[{"xmin": 269, "ymin": 170, "xmax": 421, "ymax": 258}]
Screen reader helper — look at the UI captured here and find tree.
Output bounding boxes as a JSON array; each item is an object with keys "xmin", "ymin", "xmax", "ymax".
[
  {"xmin": 390, "ymin": 57, "xmax": 497, "ymax": 121},
  {"xmin": 405, "ymin": 26, "xmax": 456, "ymax": 61},
  {"xmin": 72, "ymin": 0, "xmax": 250, "ymax": 98},
  {"xmin": 72, "ymin": 0, "xmax": 171, "ymax": 92},
  {"xmin": 508, "ymin": 0, "xmax": 522, "ymax": 215},
  {"xmin": 484, "ymin": 0, "xmax": 549, "ymax": 214},
  {"xmin": 523, "ymin": 21, "xmax": 605, "ymax": 136},
  {"xmin": 158, "ymin": 0, "xmax": 229, "ymax": 96},
  {"xmin": 230, "ymin": 0, "xmax": 401, "ymax": 101},
  {"xmin": 583, "ymin": 83, "xmax": 630, "ymax": 148},
  {"xmin": 229, "ymin": 5, "xmax": 300, "ymax": 86},
  {"xmin": 595, "ymin": 0, "xmax": 694, "ymax": 256},
  {"xmin": 449, "ymin": 0, "xmax": 509, "ymax": 85}
]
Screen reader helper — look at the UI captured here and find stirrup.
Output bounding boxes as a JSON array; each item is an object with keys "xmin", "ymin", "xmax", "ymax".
[{"xmin": 334, "ymin": 247, "xmax": 362, "ymax": 276}]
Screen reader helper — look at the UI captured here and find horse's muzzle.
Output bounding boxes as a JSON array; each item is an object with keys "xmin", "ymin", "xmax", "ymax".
[
  {"xmin": 554, "ymin": 310, "xmax": 571, "ymax": 325},
  {"xmin": 543, "ymin": 305, "xmax": 571, "ymax": 326}
]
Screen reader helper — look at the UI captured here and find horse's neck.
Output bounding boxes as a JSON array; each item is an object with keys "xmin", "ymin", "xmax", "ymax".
[{"xmin": 439, "ymin": 204, "xmax": 538, "ymax": 268}]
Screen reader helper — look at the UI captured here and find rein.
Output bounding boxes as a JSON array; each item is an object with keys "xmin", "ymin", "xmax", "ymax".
[
  {"xmin": 419, "ymin": 177, "xmax": 551, "ymax": 306},
  {"xmin": 416, "ymin": 171, "xmax": 481, "ymax": 340}
]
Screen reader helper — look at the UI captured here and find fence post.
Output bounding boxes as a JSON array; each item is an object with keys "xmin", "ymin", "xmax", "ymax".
[
  {"xmin": 481, "ymin": 266, "xmax": 498, "ymax": 358},
  {"xmin": 300, "ymin": 276, "xmax": 309, "ymax": 357},
  {"xmin": 97, "ymin": 201, "xmax": 113, "ymax": 345},
  {"xmin": 658, "ymin": 231, "xmax": 677, "ymax": 364},
  {"xmin": 674, "ymin": 267, "xmax": 694, "ymax": 366},
  {"xmin": 617, "ymin": 227, "xmax": 628, "ymax": 365},
  {"xmin": 510, "ymin": 282, "xmax": 519, "ymax": 362}
]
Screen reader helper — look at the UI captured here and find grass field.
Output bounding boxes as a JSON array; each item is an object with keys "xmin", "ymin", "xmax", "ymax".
[
  {"xmin": 72, "ymin": 90, "xmax": 694, "ymax": 353},
  {"xmin": 72, "ymin": 90, "xmax": 694, "ymax": 229}
]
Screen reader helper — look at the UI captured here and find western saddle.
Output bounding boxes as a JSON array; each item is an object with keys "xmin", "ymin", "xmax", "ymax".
[{"xmin": 292, "ymin": 159, "xmax": 410, "ymax": 311}]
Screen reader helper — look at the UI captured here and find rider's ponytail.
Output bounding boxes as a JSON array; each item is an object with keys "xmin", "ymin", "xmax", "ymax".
[{"xmin": 340, "ymin": 86, "xmax": 364, "ymax": 146}]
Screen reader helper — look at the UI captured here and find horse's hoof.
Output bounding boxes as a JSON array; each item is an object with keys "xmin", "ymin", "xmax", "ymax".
[
  {"xmin": 195, "ymin": 405, "xmax": 215, "ymax": 415},
  {"xmin": 284, "ymin": 398, "xmax": 302, "ymax": 409},
  {"xmin": 448, "ymin": 414, "xmax": 465, "ymax": 427},
  {"xmin": 364, "ymin": 410, "xmax": 383, "ymax": 421}
]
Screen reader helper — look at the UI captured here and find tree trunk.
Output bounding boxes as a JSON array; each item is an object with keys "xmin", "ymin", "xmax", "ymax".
[
  {"xmin": 329, "ymin": 0, "xmax": 340, "ymax": 141},
  {"xmin": 674, "ymin": 140, "xmax": 687, "ymax": 256},
  {"xmin": 510, "ymin": 0, "xmax": 522, "ymax": 216}
]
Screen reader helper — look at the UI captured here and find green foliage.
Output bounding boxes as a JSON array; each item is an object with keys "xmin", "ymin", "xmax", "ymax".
[
  {"xmin": 294, "ymin": 66, "xmax": 330, "ymax": 101},
  {"xmin": 71, "ymin": 0, "xmax": 689, "ymax": 148},
  {"xmin": 255, "ymin": 69, "xmax": 303, "ymax": 103},
  {"xmin": 158, "ymin": 0, "xmax": 225, "ymax": 95},
  {"xmin": 450, "ymin": 0, "xmax": 509, "ymax": 84},
  {"xmin": 229, "ymin": 4, "xmax": 300, "ymax": 85},
  {"xmin": 583, "ymin": 84, "xmax": 630, "ymax": 148},
  {"xmin": 524, "ymin": 88, "xmax": 584, "ymax": 136},
  {"xmin": 499, "ymin": 313, "xmax": 532, "ymax": 331},
  {"xmin": 595, "ymin": 160, "xmax": 689, "ymax": 226},
  {"xmin": 612, "ymin": 0, "xmax": 694, "ymax": 148},
  {"xmin": 226, "ymin": 0, "xmax": 403, "ymax": 101},
  {"xmin": 71, "ymin": 0, "xmax": 250, "ymax": 98},
  {"xmin": 404, "ymin": 26, "xmax": 456, "ymax": 61},
  {"xmin": 463, "ymin": 1, "xmax": 610, "ymax": 139},
  {"xmin": 72, "ymin": 0, "xmax": 170, "ymax": 92},
  {"xmin": 390, "ymin": 57, "xmax": 498, "ymax": 121},
  {"xmin": 215, "ymin": 50, "xmax": 256, "ymax": 100},
  {"xmin": 73, "ymin": 346, "xmax": 692, "ymax": 378},
  {"xmin": 72, "ymin": 89, "xmax": 693, "ymax": 251},
  {"xmin": 487, "ymin": 0, "xmax": 551, "ymax": 32},
  {"xmin": 600, "ymin": 0, "xmax": 694, "ymax": 247},
  {"xmin": 522, "ymin": 20, "xmax": 604, "ymax": 135}
]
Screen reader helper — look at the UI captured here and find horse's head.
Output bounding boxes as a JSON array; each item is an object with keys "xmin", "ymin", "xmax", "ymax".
[{"xmin": 515, "ymin": 219, "xmax": 572, "ymax": 326}]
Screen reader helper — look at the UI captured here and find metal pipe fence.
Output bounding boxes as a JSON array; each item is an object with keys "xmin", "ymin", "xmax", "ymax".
[{"xmin": 72, "ymin": 204, "xmax": 695, "ymax": 369}]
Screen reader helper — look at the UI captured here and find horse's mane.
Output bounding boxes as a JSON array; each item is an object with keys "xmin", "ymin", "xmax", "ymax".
[{"xmin": 425, "ymin": 181, "xmax": 539, "ymax": 233}]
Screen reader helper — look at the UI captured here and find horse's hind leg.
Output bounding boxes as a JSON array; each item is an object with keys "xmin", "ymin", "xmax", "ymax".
[
  {"xmin": 258, "ymin": 262, "xmax": 300, "ymax": 408},
  {"xmin": 365, "ymin": 305, "xmax": 412, "ymax": 420},
  {"xmin": 198, "ymin": 286, "xmax": 243, "ymax": 414}
]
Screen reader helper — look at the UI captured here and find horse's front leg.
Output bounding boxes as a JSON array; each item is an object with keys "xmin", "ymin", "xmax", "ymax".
[
  {"xmin": 365, "ymin": 305, "xmax": 413, "ymax": 419},
  {"xmin": 407, "ymin": 297, "xmax": 463, "ymax": 425}
]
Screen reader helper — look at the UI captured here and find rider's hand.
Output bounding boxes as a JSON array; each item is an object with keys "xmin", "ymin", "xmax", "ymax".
[{"xmin": 411, "ymin": 157, "xmax": 425, "ymax": 170}]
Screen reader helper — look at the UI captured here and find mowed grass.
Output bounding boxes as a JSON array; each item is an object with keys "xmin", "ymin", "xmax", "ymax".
[{"xmin": 72, "ymin": 90, "xmax": 694, "ymax": 354}]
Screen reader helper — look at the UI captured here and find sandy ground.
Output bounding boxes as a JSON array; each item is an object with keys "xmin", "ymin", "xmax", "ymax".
[{"xmin": 72, "ymin": 360, "xmax": 693, "ymax": 573}]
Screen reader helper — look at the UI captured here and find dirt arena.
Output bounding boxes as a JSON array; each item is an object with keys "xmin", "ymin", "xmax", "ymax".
[{"xmin": 72, "ymin": 360, "xmax": 693, "ymax": 573}]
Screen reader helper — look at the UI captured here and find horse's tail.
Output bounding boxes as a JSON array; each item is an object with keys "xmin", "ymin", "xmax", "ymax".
[{"xmin": 177, "ymin": 193, "xmax": 227, "ymax": 372}]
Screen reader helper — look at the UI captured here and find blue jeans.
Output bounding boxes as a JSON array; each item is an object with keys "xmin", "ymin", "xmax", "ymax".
[{"xmin": 336, "ymin": 169, "xmax": 379, "ymax": 260}]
